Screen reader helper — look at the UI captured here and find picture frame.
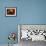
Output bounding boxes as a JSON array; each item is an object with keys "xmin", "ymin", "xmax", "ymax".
[
  {"xmin": 5, "ymin": 7, "xmax": 16, "ymax": 16},
  {"xmin": 18, "ymin": 24, "xmax": 46, "ymax": 42}
]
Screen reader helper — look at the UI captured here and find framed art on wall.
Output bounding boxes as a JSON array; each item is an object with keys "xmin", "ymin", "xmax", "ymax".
[
  {"xmin": 18, "ymin": 24, "xmax": 46, "ymax": 42},
  {"xmin": 5, "ymin": 7, "xmax": 16, "ymax": 16}
]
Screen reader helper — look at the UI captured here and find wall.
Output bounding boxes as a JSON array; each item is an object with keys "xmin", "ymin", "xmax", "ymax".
[{"xmin": 0, "ymin": 0, "xmax": 46, "ymax": 44}]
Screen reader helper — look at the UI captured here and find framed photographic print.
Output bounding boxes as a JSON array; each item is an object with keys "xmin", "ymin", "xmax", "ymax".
[{"xmin": 5, "ymin": 7, "xmax": 16, "ymax": 16}]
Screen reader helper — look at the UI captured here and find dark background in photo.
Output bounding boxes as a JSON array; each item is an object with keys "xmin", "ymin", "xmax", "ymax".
[{"xmin": 7, "ymin": 9, "xmax": 15, "ymax": 15}]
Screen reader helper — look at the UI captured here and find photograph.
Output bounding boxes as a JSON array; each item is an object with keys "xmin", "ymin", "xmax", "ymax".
[
  {"xmin": 5, "ymin": 7, "xmax": 16, "ymax": 16},
  {"xmin": 18, "ymin": 24, "xmax": 46, "ymax": 46}
]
